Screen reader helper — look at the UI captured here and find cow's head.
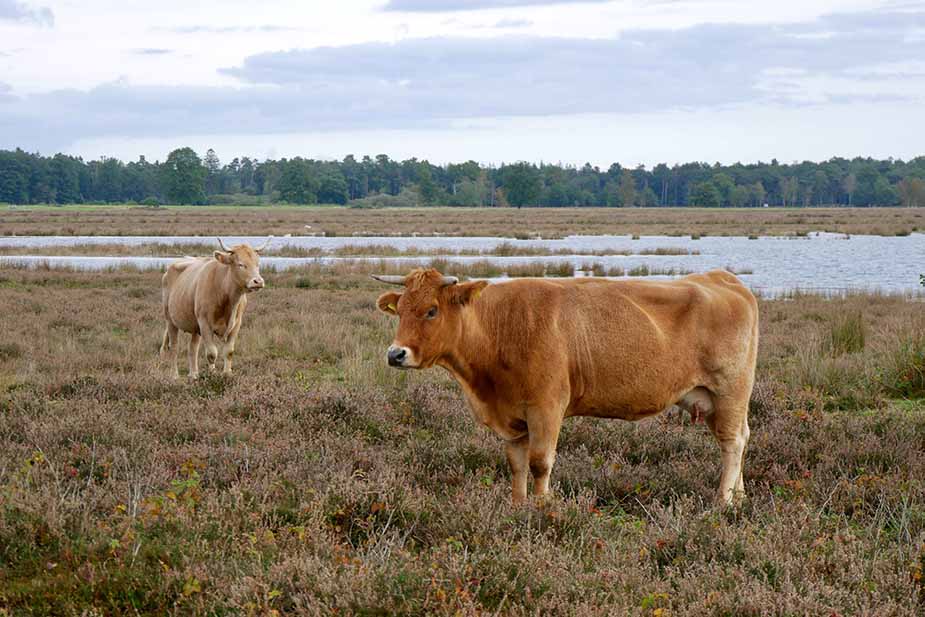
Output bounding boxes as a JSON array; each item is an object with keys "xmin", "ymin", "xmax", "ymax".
[
  {"xmin": 214, "ymin": 237, "xmax": 272, "ymax": 292},
  {"xmin": 373, "ymin": 268, "xmax": 487, "ymax": 369}
]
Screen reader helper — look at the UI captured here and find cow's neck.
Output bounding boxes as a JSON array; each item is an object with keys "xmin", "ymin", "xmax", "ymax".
[
  {"xmin": 438, "ymin": 306, "xmax": 495, "ymax": 392},
  {"xmin": 216, "ymin": 265, "xmax": 245, "ymax": 313}
]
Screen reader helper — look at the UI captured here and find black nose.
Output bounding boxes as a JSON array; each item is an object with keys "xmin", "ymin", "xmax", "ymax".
[{"xmin": 388, "ymin": 347, "xmax": 407, "ymax": 366}]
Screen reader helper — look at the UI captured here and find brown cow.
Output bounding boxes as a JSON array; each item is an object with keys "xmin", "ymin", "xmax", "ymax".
[
  {"xmin": 160, "ymin": 237, "xmax": 270, "ymax": 378},
  {"xmin": 374, "ymin": 268, "xmax": 759, "ymax": 506}
]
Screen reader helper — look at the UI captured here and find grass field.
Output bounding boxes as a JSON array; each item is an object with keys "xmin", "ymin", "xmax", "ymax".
[
  {"xmin": 1, "ymin": 265, "xmax": 924, "ymax": 614},
  {"xmin": 1, "ymin": 205, "xmax": 923, "ymax": 238}
]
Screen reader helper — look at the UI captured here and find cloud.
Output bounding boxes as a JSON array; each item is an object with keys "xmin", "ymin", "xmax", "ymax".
[
  {"xmin": 0, "ymin": 0, "xmax": 53, "ymax": 26},
  {"xmin": 382, "ymin": 0, "xmax": 611, "ymax": 11},
  {"xmin": 131, "ymin": 48, "xmax": 173, "ymax": 56},
  {"xmin": 159, "ymin": 25, "xmax": 299, "ymax": 34},
  {"xmin": 0, "ymin": 82, "xmax": 13, "ymax": 103},
  {"xmin": 493, "ymin": 18, "xmax": 532, "ymax": 28},
  {"xmin": 2, "ymin": 9, "xmax": 924, "ymax": 152}
]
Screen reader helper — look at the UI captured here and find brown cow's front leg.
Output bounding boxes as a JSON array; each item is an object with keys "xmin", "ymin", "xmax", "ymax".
[
  {"xmin": 526, "ymin": 408, "xmax": 563, "ymax": 500},
  {"xmin": 505, "ymin": 437, "xmax": 529, "ymax": 505}
]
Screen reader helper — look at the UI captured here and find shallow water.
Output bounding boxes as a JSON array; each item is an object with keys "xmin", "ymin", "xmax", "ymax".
[{"xmin": 1, "ymin": 232, "xmax": 922, "ymax": 295}]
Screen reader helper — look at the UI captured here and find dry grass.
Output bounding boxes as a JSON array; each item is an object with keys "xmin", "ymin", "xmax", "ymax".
[
  {"xmin": 0, "ymin": 242, "xmax": 699, "ymax": 259},
  {"xmin": 1, "ymin": 268, "xmax": 925, "ymax": 614},
  {"xmin": 1, "ymin": 205, "xmax": 923, "ymax": 237}
]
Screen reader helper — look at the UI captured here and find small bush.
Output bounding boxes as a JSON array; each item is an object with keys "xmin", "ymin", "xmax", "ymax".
[
  {"xmin": 825, "ymin": 312, "xmax": 866, "ymax": 356},
  {"xmin": 0, "ymin": 342, "xmax": 22, "ymax": 360},
  {"xmin": 881, "ymin": 337, "xmax": 925, "ymax": 399}
]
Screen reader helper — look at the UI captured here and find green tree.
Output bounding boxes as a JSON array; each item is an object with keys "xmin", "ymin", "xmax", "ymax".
[
  {"xmin": 842, "ymin": 173, "xmax": 857, "ymax": 205},
  {"xmin": 317, "ymin": 168, "xmax": 349, "ymax": 204},
  {"xmin": 750, "ymin": 181, "xmax": 766, "ymax": 207},
  {"xmin": 203, "ymin": 148, "xmax": 221, "ymax": 195},
  {"xmin": 690, "ymin": 181, "xmax": 721, "ymax": 207},
  {"xmin": 711, "ymin": 173, "xmax": 735, "ymax": 206},
  {"xmin": 162, "ymin": 147, "xmax": 206, "ymax": 204},
  {"xmin": 618, "ymin": 169, "xmax": 636, "ymax": 207},
  {"xmin": 501, "ymin": 163, "xmax": 541, "ymax": 208},
  {"xmin": 729, "ymin": 185, "xmax": 750, "ymax": 208},
  {"xmin": 277, "ymin": 158, "xmax": 320, "ymax": 204},
  {"xmin": 898, "ymin": 177, "xmax": 925, "ymax": 207}
]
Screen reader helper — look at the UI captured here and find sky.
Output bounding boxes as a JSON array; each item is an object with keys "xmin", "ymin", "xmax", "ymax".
[{"xmin": 0, "ymin": 0, "xmax": 923, "ymax": 167}]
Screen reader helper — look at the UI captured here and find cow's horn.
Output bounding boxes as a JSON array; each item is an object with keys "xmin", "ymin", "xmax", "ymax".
[
  {"xmin": 254, "ymin": 235, "xmax": 273, "ymax": 253},
  {"xmin": 371, "ymin": 274, "xmax": 407, "ymax": 285},
  {"xmin": 440, "ymin": 276, "xmax": 459, "ymax": 286},
  {"xmin": 217, "ymin": 237, "xmax": 231, "ymax": 252}
]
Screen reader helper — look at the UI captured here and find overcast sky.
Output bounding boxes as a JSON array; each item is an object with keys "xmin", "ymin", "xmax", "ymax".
[{"xmin": 1, "ymin": 0, "xmax": 923, "ymax": 167}]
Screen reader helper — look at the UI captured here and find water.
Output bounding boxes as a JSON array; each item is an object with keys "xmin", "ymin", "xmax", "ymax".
[{"xmin": 1, "ymin": 233, "xmax": 922, "ymax": 295}]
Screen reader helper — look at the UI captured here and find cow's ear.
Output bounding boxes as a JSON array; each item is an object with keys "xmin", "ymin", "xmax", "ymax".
[
  {"xmin": 377, "ymin": 291, "xmax": 402, "ymax": 316},
  {"xmin": 450, "ymin": 280, "xmax": 488, "ymax": 306},
  {"xmin": 213, "ymin": 250, "xmax": 234, "ymax": 264}
]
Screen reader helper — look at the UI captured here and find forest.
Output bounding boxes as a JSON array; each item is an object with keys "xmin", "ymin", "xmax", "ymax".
[{"xmin": 1, "ymin": 147, "xmax": 924, "ymax": 208}]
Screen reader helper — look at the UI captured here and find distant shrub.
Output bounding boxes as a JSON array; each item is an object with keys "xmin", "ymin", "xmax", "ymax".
[
  {"xmin": 206, "ymin": 193, "xmax": 266, "ymax": 206},
  {"xmin": 825, "ymin": 312, "xmax": 866, "ymax": 356},
  {"xmin": 141, "ymin": 197, "xmax": 160, "ymax": 207},
  {"xmin": 349, "ymin": 188, "xmax": 421, "ymax": 209},
  {"xmin": 545, "ymin": 262, "xmax": 575, "ymax": 277}
]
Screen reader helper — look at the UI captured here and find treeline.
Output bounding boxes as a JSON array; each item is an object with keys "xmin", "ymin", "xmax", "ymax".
[{"xmin": 2, "ymin": 147, "xmax": 925, "ymax": 208}]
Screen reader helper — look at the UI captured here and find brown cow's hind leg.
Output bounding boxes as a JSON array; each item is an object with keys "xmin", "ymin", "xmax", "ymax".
[
  {"xmin": 706, "ymin": 393, "xmax": 750, "ymax": 506},
  {"xmin": 505, "ymin": 437, "xmax": 529, "ymax": 505},
  {"xmin": 526, "ymin": 408, "xmax": 563, "ymax": 501}
]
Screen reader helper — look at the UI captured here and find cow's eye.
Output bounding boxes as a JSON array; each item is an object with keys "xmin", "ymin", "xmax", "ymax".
[
  {"xmin": 426, "ymin": 306, "xmax": 438, "ymax": 320},
  {"xmin": 238, "ymin": 263, "xmax": 246, "ymax": 269}
]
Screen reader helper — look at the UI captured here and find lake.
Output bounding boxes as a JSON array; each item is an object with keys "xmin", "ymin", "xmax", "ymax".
[{"xmin": 1, "ymin": 232, "xmax": 922, "ymax": 296}]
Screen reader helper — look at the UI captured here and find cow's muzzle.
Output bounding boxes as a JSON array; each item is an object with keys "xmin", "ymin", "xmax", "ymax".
[
  {"xmin": 246, "ymin": 277, "xmax": 265, "ymax": 292},
  {"xmin": 387, "ymin": 345, "xmax": 413, "ymax": 368}
]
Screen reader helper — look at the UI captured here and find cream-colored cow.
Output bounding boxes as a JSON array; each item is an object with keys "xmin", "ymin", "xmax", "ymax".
[{"xmin": 160, "ymin": 237, "xmax": 270, "ymax": 378}]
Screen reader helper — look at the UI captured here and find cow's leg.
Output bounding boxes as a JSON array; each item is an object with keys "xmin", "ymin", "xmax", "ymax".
[
  {"xmin": 735, "ymin": 417, "xmax": 750, "ymax": 494},
  {"xmin": 505, "ymin": 437, "xmax": 529, "ymax": 505},
  {"xmin": 188, "ymin": 332, "xmax": 202, "ymax": 379},
  {"xmin": 197, "ymin": 318, "xmax": 219, "ymax": 372},
  {"xmin": 222, "ymin": 312, "xmax": 244, "ymax": 375},
  {"xmin": 161, "ymin": 322, "xmax": 180, "ymax": 379},
  {"xmin": 526, "ymin": 409, "xmax": 563, "ymax": 500},
  {"xmin": 706, "ymin": 393, "xmax": 750, "ymax": 506}
]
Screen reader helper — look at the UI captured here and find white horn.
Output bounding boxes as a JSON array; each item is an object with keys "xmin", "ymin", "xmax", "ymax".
[
  {"xmin": 254, "ymin": 235, "xmax": 273, "ymax": 253},
  {"xmin": 440, "ymin": 276, "xmax": 459, "ymax": 286},
  {"xmin": 371, "ymin": 274, "xmax": 407, "ymax": 285},
  {"xmin": 217, "ymin": 237, "xmax": 231, "ymax": 252}
]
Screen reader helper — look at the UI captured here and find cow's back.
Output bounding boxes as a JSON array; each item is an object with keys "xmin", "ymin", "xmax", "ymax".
[{"xmin": 475, "ymin": 272, "xmax": 757, "ymax": 419}]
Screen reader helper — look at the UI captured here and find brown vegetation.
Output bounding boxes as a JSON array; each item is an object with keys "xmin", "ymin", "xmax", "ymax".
[
  {"xmin": 0, "ymin": 241, "xmax": 699, "ymax": 259},
  {"xmin": 1, "ymin": 266, "xmax": 924, "ymax": 614},
  {"xmin": 1, "ymin": 205, "xmax": 923, "ymax": 237}
]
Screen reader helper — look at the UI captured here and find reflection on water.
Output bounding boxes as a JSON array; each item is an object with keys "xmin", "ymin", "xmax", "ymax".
[{"xmin": 0, "ymin": 233, "xmax": 922, "ymax": 295}]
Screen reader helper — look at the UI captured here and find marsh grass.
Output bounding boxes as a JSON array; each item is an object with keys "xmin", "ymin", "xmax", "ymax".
[
  {"xmin": 825, "ymin": 311, "xmax": 866, "ymax": 356},
  {"xmin": 0, "ymin": 241, "xmax": 700, "ymax": 259},
  {"xmin": 1, "ymin": 205, "xmax": 923, "ymax": 238},
  {"xmin": 0, "ymin": 268, "xmax": 924, "ymax": 613}
]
